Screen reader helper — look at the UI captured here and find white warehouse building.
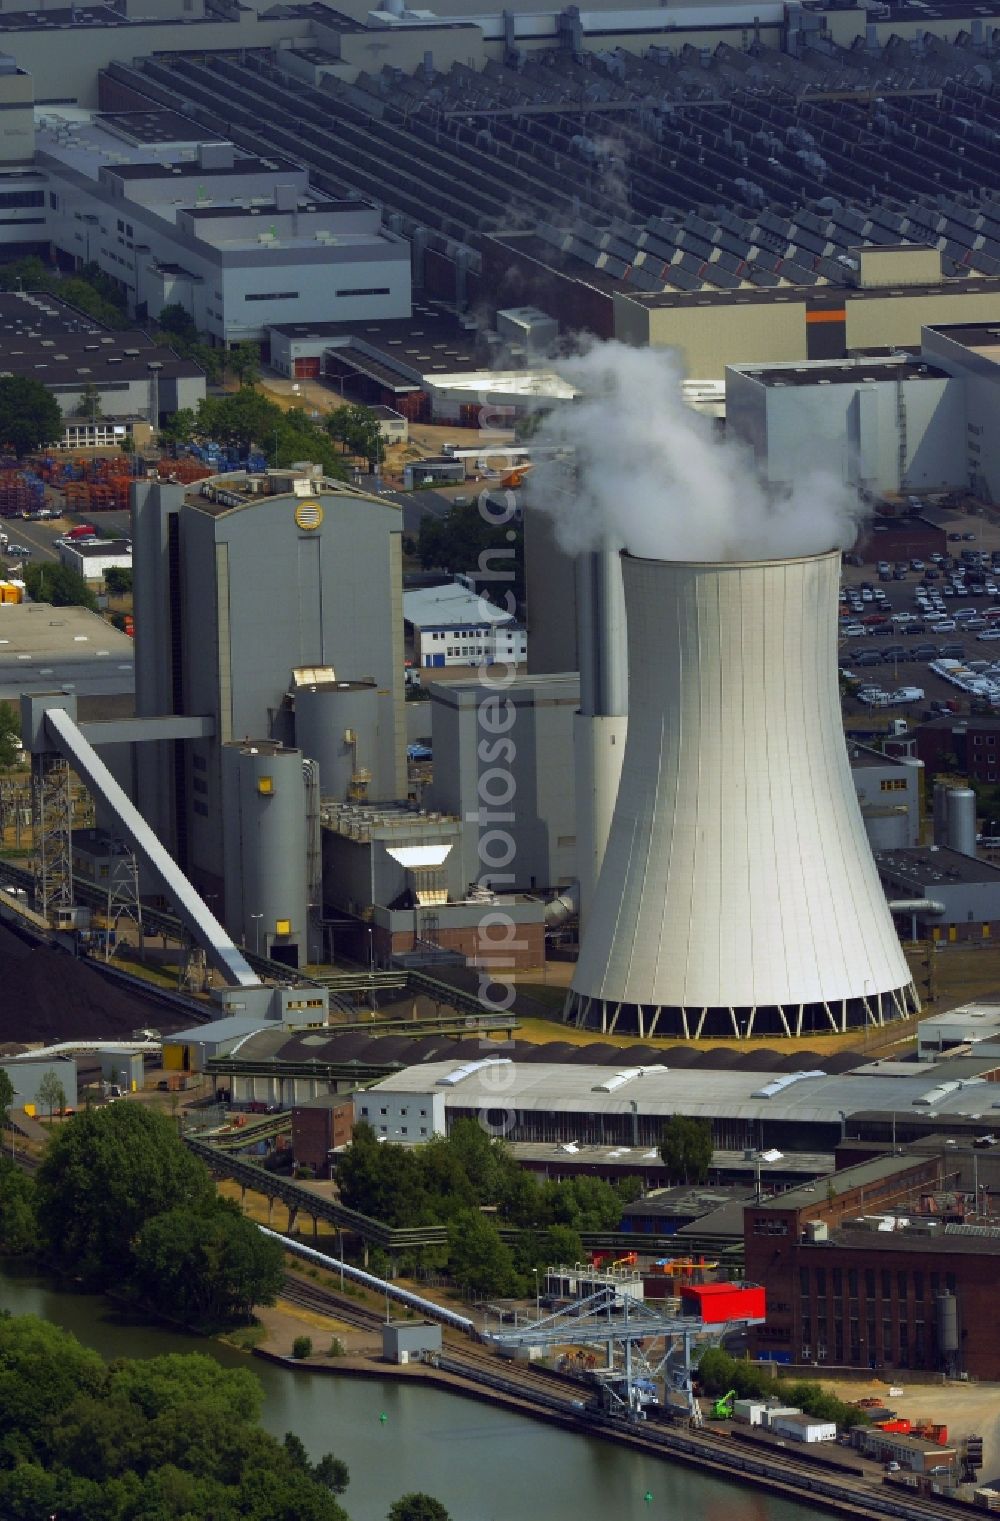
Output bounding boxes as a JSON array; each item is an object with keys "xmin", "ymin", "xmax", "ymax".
[
  {"xmin": 727, "ymin": 322, "xmax": 1000, "ymax": 504},
  {"xmin": 34, "ymin": 107, "xmax": 411, "ymax": 343},
  {"xmin": 726, "ymin": 353, "xmax": 964, "ymax": 498}
]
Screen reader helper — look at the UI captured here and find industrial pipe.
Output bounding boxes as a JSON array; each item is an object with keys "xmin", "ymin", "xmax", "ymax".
[{"xmin": 544, "ymin": 882, "xmax": 579, "ymax": 927}]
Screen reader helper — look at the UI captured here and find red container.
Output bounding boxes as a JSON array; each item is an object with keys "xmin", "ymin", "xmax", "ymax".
[
  {"xmin": 680, "ymin": 1283, "xmax": 766, "ymax": 1323},
  {"xmin": 875, "ymin": 1420, "xmax": 911, "ymax": 1434}
]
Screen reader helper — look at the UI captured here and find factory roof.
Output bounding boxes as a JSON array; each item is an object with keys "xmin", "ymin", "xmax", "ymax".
[
  {"xmin": 621, "ymin": 1184, "xmax": 755, "ymax": 1218},
  {"xmin": 848, "ymin": 742, "xmax": 910, "ymax": 771},
  {"xmin": 753, "ymin": 1152, "xmax": 925, "ymax": 1211},
  {"xmin": 875, "ymin": 846, "xmax": 1000, "ymax": 888},
  {"xmin": 428, "ymin": 672, "xmax": 580, "ymax": 704},
  {"xmin": 746, "ymin": 360, "xmax": 949, "ymax": 388},
  {"xmin": 270, "ymin": 302, "xmax": 482, "ymax": 381},
  {"xmin": 185, "ymin": 470, "xmax": 393, "ymax": 519},
  {"xmin": 166, "ymin": 1016, "xmax": 276, "ymax": 1045},
  {"xmin": 0, "ymin": 604, "xmax": 133, "ymax": 702},
  {"xmin": 403, "ymin": 582, "xmax": 512, "ymax": 629},
  {"xmin": 367, "ymin": 1057, "xmax": 1000, "ymax": 1130},
  {"xmin": 0, "ymin": 294, "xmax": 202, "ymax": 387},
  {"xmin": 918, "ymin": 1004, "xmax": 1000, "ymax": 1036},
  {"xmin": 70, "ymin": 540, "xmax": 131, "ymax": 558},
  {"xmin": 828, "ymin": 1222, "xmax": 1000, "ymax": 1256}
]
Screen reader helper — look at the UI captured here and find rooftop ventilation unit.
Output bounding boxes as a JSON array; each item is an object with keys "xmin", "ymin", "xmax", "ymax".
[{"xmin": 436, "ymin": 1057, "xmax": 512, "ymax": 1086}]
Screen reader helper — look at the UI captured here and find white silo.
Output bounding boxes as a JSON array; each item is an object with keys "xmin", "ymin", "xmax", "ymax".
[{"xmin": 565, "ymin": 549, "xmax": 918, "ymax": 1039}]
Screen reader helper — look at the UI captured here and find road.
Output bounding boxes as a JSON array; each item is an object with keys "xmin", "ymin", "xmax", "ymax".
[
  {"xmin": 2, "ymin": 507, "xmax": 132, "ymax": 577},
  {"xmin": 348, "ymin": 471, "xmax": 459, "ymax": 535}
]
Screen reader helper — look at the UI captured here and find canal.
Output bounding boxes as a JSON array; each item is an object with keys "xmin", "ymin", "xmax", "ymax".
[{"xmin": 0, "ymin": 1263, "xmax": 816, "ymax": 1521}]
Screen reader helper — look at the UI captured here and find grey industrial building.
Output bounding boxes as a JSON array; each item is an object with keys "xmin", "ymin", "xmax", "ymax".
[
  {"xmin": 876, "ymin": 846, "xmax": 1000, "ymax": 942},
  {"xmin": 358, "ymin": 1051, "xmax": 1000, "ymax": 1155},
  {"xmin": 0, "ymin": 290, "xmax": 204, "ymax": 436},
  {"xmin": 131, "ymin": 467, "xmax": 405, "ymax": 965},
  {"xmin": 100, "ymin": 32, "xmax": 1000, "ymax": 377},
  {"xmin": 426, "ymin": 672, "xmax": 580, "ymax": 892},
  {"xmin": 0, "ymin": 603, "xmax": 134, "ymax": 705},
  {"xmin": 849, "ymin": 743, "xmax": 923, "ymax": 852}
]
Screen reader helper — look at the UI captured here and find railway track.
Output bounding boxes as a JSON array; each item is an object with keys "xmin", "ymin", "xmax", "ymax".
[{"xmin": 276, "ymin": 1275, "xmax": 965, "ymax": 1521}]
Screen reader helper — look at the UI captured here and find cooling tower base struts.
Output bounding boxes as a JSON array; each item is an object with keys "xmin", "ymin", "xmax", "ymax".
[{"xmin": 563, "ymin": 982, "xmax": 920, "ymax": 1040}]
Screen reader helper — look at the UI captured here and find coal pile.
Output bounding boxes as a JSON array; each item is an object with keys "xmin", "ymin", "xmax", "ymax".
[{"xmin": 0, "ymin": 922, "xmax": 190, "ymax": 1043}]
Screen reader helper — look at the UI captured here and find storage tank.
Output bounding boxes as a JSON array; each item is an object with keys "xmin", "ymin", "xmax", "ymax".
[
  {"xmin": 222, "ymin": 741, "xmax": 308, "ymax": 968},
  {"xmin": 946, "ymin": 787, "xmax": 977, "ymax": 858},
  {"xmin": 936, "ymin": 1292, "xmax": 959, "ymax": 1356},
  {"xmin": 295, "ymin": 679, "xmax": 381, "ymax": 802},
  {"xmin": 566, "ymin": 550, "xmax": 918, "ymax": 1038}
]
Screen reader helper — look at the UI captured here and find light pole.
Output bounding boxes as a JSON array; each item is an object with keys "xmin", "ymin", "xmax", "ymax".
[
  {"xmin": 532, "ymin": 1267, "xmax": 540, "ymax": 1322},
  {"xmin": 250, "ymin": 913, "xmax": 263, "ymax": 955},
  {"xmin": 367, "ymin": 926, "xmax": 375, "ymax": 1011},
  {"xmin": 337, "ymin": 1226, "xmax": 345, "ymax": 1292}
]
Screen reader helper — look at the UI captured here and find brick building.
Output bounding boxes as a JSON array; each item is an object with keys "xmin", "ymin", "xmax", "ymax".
[
  {"xmin": 914, "ymin": 715, "xmax": 1000, "ymax": 784},
  {"xmin": 291, "ymin": 1092, "xmax": 358, "ymax": 1176},
  {"xmin": 745, "ymin": 1149, "xmax": 1000, "ymax": 1378}
]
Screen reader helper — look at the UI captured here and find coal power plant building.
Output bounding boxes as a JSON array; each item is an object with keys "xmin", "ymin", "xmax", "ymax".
[
  {"xmin": 132, "ymin": 469, "xmax": 405, "ymax": 966},
  {"xmin": 566, "ymin": 549, "xmax": 917, "ymax": 1040}
]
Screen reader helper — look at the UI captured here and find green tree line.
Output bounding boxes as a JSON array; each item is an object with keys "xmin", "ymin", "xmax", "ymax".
[
  {"xmin": 337, "ymin": 1119, "xmax": 640, "ymax": 1298},
  {"xmin": 697, "ymin": 1347, "xmax": 870, "ymax": 1429},
  {"xmin": 0, "ymin": 1103, "xmax": 283, "ymax": 1331}
]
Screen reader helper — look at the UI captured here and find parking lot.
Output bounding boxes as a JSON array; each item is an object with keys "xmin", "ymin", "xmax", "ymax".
[{"xmin": 841, "ymin": 509, "xmax": 1000, "ymax": 717}]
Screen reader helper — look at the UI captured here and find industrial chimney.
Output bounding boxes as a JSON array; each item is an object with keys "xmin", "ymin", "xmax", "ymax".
[{"xmin": 565, "ymin": 549, "xmax": 918, "ymax": 1039}]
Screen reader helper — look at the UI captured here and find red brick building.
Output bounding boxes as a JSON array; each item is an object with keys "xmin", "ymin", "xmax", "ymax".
[
  {"xmin": 291, "ymin": 1093, "xmax": 358, "ymax": 1176},
  {"xmin": 744, "ymin": 1150, "xmax": 1000, "ymax": 1378}
]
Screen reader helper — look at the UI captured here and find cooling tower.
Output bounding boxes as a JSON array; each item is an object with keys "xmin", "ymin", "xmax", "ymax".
[{"xmin": 565, "ymin": 549, "xmax": 918, "ymax": 1039}]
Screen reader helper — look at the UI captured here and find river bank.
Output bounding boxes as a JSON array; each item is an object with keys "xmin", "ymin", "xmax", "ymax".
[{"xmin": 0, "ymin": 1260, "xmax": 813, "ymax": 1521}]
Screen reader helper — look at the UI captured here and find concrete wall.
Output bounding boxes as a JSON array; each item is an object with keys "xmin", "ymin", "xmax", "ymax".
[
  {"xmin": 426, "ymin": 673, "xmax": 580, "ymax": 891},
  {"xmin": 354, "ymin": 1087, "xmax": 445, "ymax": 1142},
  {"xmin": 616, "ymin": 293, "xmax": 808, "ymax": 378},
  {"xmin": 727, "ymin": 364, "xmax": 966, "ymax": 496},
  {"xmin": 2, "ymin": 1056, "xmax": 77, "ymax": 1111},
  {"xmin": 617, "ymin": 286, "xmax": 1000, "ymax": 382}
]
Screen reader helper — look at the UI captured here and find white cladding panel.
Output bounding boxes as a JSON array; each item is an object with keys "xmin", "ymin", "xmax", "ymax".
[{"xmin": 572, "ymin": 551, "xmax": 912, "ymax": 1010}]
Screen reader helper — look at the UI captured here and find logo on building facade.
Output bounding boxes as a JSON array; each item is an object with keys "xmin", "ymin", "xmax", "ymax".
[{"xmin": 295, "ymin": 500, "xmax": 324, "ymax": 531}]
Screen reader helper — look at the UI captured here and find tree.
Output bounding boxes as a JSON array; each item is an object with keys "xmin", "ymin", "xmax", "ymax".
[
  {"xmin": 119, "ymin": 432, "xmax": 135, "ymax": 456},
  {"xmin": 0, "ymin": 1155, "xmax": 35, "ymax": 1253},
  {"xmin": 0, "ymin": 1316, "xmax": 351, "ymax": 1519},
  {"xmin": 417, "ymin": 499, "xmax": 524, "ymax": 604},
  {"xmin": 158, "ymin": 405, "xmax": 197, "ymax": 449},
  {"xmin": 0, "ymin": 702, "xmax": 18, "ymax": 769},
  {"xmin": 157, "ymin": 302, "xmax": 198, "ymax": 341},
  {"xmin": 24, "ymin": 561, "xmax": 97, "ymax": 611},
  {"xmin": 0, "ymin": 375, "xmax": 63, "ymax": 457},
  {"xmin": 197, "ymin": 389, "xmax": 282, "ymax": 454},
  {"xmin": 104, "ymin": 566, "xmax": 132, "ymax": 597},
  {"xmin": 326, "ymin": 403, "xmax": 384, "ymax": 469},
  {"xmin": 34, "ymin": 1102, "xmax": 215, "ymax": 1289},
  {"xmin": 446, "ymin": 1209, "xmax": 518, "ymax": 1299},
  {"xmin": 659, "ymin": 1114, "xmax": 714, "ymax": 1185},
  {"xmin": 0, "ymin": 1067, "xmax": 12, "ymax": 1120},
  {"xmin": 388, "ymin": 1495, "xmax": 452, "ymax": 1521},
  {"xmin": 131, "ymin": 1196, "xmax": 284, "ymax": 1329},
  {"xmin": 36, "ymin": 1070, "xmax": 66, "ymax": 1124},
  {"xmin": 74, "ymin": 380, "xmax": 104, "ymax": 422},
  {"xmin": 227, "ymin": 341, "xmax": 261, "ymax": 389}
]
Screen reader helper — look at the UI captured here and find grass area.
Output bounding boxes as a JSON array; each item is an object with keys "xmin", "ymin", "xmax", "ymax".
[
  {"xmin": 102, "ymin": 949, "xmax": 195, "ymax": 992},
  {"xmin": 219, "ymin": 1323, "xmax": 268, "ymax": 1351}
]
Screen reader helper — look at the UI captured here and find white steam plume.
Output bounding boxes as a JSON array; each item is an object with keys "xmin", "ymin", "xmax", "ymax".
[{"xmin": 526, "ymin": 342, "xmax": 866, "ymax": 563}]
